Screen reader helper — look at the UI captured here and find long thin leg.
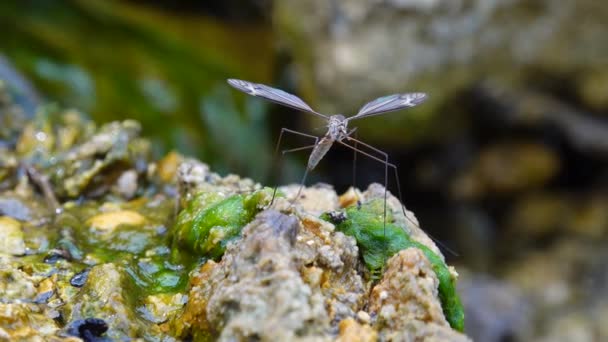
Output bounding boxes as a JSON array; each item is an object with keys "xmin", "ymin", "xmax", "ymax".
[
  {"xmin": 271, "ymin": 128, "xmax": 319, "ymax": 205},
  {"xmin": 282, "ymin": 144, "xmax": 317, "ymax": 154},
  {"xmin": 340, "ymin": 137, "xmax": 458, "ymax": 257},
  {"xmin": 351, "ymin": 129, "xmax": 358, "ymax": 190},
  {"xmin": 292, "ymin": 167, "xmax": 310, "ymax": 205},
  {"xmin": 338, "ymin": 139, "xmax": 390, "ymax": 238},
  {"xmin": 277, "ymin": 144, "xmax": 318, "ymax": 206}
]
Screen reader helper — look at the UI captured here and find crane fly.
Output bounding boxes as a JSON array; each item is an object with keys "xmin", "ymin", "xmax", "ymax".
[{"xmin": 227, "ymin": 78, "xmax": 430, "ymax": 248}]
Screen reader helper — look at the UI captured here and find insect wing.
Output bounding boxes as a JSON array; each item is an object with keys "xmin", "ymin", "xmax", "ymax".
[
  {"xmin": 349, "ymin": 93, "xmax": 428, "ymax": 120},
  {"xmin": 227, "ymin": 79, "xmax": 326, "ymax": 118}
]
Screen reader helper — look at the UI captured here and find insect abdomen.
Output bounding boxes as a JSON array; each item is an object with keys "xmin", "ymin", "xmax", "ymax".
[{"xmin": 307, "ymin": 138, "xmax": 333, "ymax": 170}]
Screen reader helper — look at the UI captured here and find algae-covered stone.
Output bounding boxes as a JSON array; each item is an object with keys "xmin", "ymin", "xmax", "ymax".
[
  {"xmin": 140, "ymin": 293, "xmax": 187, "ymax": 324},
  {"xmin": 0, "ymin": 262, "xmax": 36, "ymax": 302},
  {"xmin": 171, "ymin": 189, "xmax": 272, "ymax": 261},
  {"xmin": 0, "ymin": 303, "xmax": 59, "ymax": 341},
  {"xmin": 63, "ymin": 263, "xmax": 166, "ymax": 340},
  {"xmin": 323, "ymin": 197, "xmax": 464, "ymax": 332},
  {"xmin": 0, "ymin": 216, "xmax": 25, "ymax": 255},
  {"xmin": 369, "ymin": 249, "xmax": 470, "ymax": 341},
  {"xmin": 175, "ymin": 211, "xmax": 331, "ymax": 341}
]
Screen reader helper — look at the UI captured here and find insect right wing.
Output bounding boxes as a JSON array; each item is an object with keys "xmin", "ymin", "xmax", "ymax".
[
  {"xmin": 227, "ymin": 79, "xmax": 327, "ymax": 119},
  {"xmin": 348, "ymin": 92, "xmax": 428, "ymax": 121}
]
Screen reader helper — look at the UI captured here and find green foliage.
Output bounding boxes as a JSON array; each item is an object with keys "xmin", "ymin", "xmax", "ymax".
[
  {"xmin": 0, "ymin": 0, "xmax": 274, "ymax": 178},
  {"xmin": 322, "ymin": 200, "xmax": 465, "ymax": 332}
]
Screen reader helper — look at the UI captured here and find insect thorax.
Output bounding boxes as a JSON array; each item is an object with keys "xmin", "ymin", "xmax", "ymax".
[{"xmin": 328, "ymin": 114, "xmax": 348, "ymax": 140}]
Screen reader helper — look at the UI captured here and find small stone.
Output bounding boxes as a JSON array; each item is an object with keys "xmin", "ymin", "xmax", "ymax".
[
  {"xmin": 0, "ymin": 198, "xmax": 31, "ymax": 221},
  {"xmin": 70, "ymin": 269, "xmax": 90, "ymax": 288},
  {"xmin": 44, "ymin": 249, "xmax": 71, "ymax": 264},
  {"xmin": 66, "ymin": 317, "xmax": 109, "ymax": 341},
  {"xmin": 339, "ymin": 187, "xmax": 362, "ymax": 208},
  {"xmin": 336, "ymin": 318, "xmax": 377, "ymax": 342},
  {"xmin": 0, "ymin": 216, "xmax": 25, "ymax": 255},
  {"xmin": 156, "ymin": 151, "xmax": 182, "ymax": 183},
  {"xmin": 357, "ymin": 311, "xmax": 371, "ymax": 324},
  {"xmin": 86, "ymin": 210, "xmax": 145, "ymax": 231},
  {"xmin": 114, "ymin": 170, "xmax": 138, "ymax": 199}
]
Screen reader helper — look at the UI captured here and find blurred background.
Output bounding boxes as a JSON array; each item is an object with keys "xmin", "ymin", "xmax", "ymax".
[{"xmin": 1, "ymin": 1, "xmax": 607, "ymax": 340}]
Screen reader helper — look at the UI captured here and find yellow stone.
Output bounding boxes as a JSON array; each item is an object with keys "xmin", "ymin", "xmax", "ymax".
[
  {"xmin": 0, "ymin": 216, "xmax": 26, "ymax": 255},
  {"xmin": 86, "ymin": 210, "xmax": 146, "ymax": 231},
  {"xmin": 156, "ymin": 151, "xmax": 182, "ymax": 183},
  {"xmin": 337, "ymin": 318, "xmax": 377, "ymax": 342}
]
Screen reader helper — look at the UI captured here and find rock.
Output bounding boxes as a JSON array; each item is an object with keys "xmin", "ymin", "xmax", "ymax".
[
  {"xmin": 0, "ymin": 261, "xmax": 36, "ymax": 302},
  {"xmin": 0, "ymin": 216, "xmax": 25, "ymax": 255},
  {"xmin": 85, "ymin": 210, "xmax": 146, "ymax": 231},
  {"xmin": 139, "ymin": 293, "xmax": 187, "ymax": 324},
  {"xmin": 155, "ymin": 151, "xmax": 182, "ymax": 183},
  {"xmin": 280, "ymin": 183, "xmax": 340, "ymax": 215},
  {"xmin": 370, "ymin": 248, "xmax": 470, "ymax": 341},
  {"xmin": 112, "ymin": 169, "xmax": 138, "ymax": 199},
  {"xmin": 336, "ymin": 318, "xmax": 377, "ymax": 342},
  {"xmin": 175, "ymin": 210, "xmax": 373, "ymax": 341},
  {"xmin": 176, "ymin": 211, "xmax": 332, "ymax": 341},
  {"xmin": 0, "ymin": 303, "xmax": 59, "ymax": 341},
  {"xmin": 0, "ymin": 197, "xmax": 31, "ymax": 221},
  {"xmin": 362, "ymin": 183, "xmax": 441, "ymax": 259},
  {"xmin": 63, "ymin": 263, "xmax": 164, "ymax": 340}
]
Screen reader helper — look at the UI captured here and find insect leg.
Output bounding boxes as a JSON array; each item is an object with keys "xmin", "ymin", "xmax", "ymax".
[
  {"xmin": 341, "ymin": 137, "xmax": 458, "ymax": 257},
  {"xmin": 271, "ymin": 128, "xmax": 319, "ymax": 205},
  {"xmin": 337, "ymin": 139, "xmax": 391, "ymax": 234},
  {"xmin": 349, "ymin": 128, "xmax": 359, "ymax": 191},
  {"xmin": 281, "ymin": 144, "xmax": 317, "ymax": 154}
]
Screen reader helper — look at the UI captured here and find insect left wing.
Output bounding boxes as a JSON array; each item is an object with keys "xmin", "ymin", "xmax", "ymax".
[
  {"xmin": 348, "ymin": 93, "xmax": 428, "ymax": 121},
  {"xmin": 227, "ymin": 79, "xmax": 327, "ymax": 118}
]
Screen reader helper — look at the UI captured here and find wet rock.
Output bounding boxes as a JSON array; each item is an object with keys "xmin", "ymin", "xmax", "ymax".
[
  {"xmin": 63, "ymin": 263, "xmax": 159, "ymax": 340},
  {"xmin": 370, "ymin": 248, "xmax": 470, "ymax": 341},
  {"xmin": 0, "ymin": 303, "xmax": 59, "ymax": 340},
  {"xmin": 176, "ymin": 210, "xmax": 332, "ymax": 341},
  {"xmin": 139, "ymin": 293, "xmax": 187, "ymax": 324},
  {"xmin": 69, "ymin": 269, "xmax": 90, "ymax": 288},
  {"xmin": 0, "ymin": 197, "xmax": 31, "ymax": 221},
  {"xmin": 66, "ymin": 317, "xmax": 110, "ymax": 342},
  {"xmin": 362, "ymin": 183, "xmax": 441, "ymax": 258},
  {"xmin": 0, "ymin": 262, "xmax": 37, "ymax": 302},
  {"xmin": 85, "ymin": 210, "xmax": 146, "ymax": 231},
  {"xmin": 44, "ymin": 249, "xmax": 72, "ymax": 264},
  {"xmin": 0, "ymin": 216, "xmax": 25, "ymax": 255},
  {"xmin": 155, "ymin": 151, "xmax": 182, "ymax": 183},
  {"xmin": 112, "ymin": 169, "xmax": 138, "ymax": 199}
]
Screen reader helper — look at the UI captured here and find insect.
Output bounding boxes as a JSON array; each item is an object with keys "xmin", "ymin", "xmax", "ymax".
[{"xmin": 227, "ymin": 78, "xmax": 427, "ymax": 238}]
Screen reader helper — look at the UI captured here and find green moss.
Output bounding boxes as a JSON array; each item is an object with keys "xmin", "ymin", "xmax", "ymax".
[
  {"xmin": 170, "ymin": 188, "xmax": 272, "ymax": 264},
  {"xmin": 322, "ymin": 200, "xmax": 465, "ymax": 332}
]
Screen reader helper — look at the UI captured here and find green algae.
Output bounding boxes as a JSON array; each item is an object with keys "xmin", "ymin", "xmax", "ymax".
[
  {"xmin": 322, "ymin": 200, "xmax": 465, "ymax": 332},
  {"xmin": 171, "ymin": 188, "xmax": 272, "ymax": 264}
]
